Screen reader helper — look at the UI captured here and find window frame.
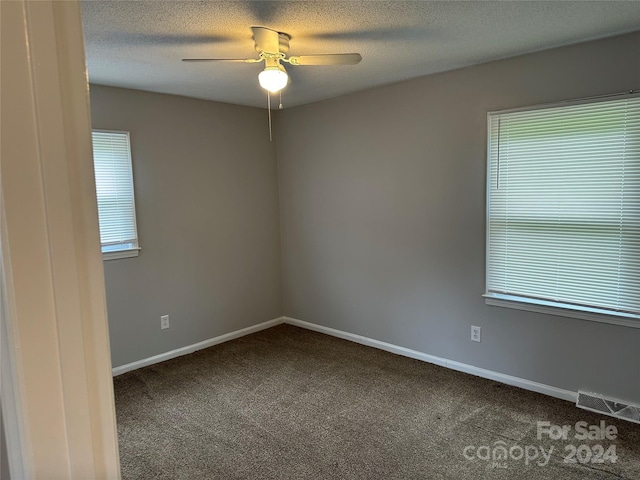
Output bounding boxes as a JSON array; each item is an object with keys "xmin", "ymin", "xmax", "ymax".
[
  {"xmin": 92, "ymin": 129, "xmax": 141, "ymax": 261},
  {"xmin": 484, "ymin": 93, "xmax": 640, "ymax": 329}
]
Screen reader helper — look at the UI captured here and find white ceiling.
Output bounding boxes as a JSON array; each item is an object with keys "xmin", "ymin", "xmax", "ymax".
[{"xmin": 82, "ymin": 1, "xmax": 640, "ymax": 109}]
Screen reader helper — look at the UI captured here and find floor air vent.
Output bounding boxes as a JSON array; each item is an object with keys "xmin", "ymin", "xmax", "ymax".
[{"xmin": 577, "ymin": 391, "xmax": 640, "ymax": 424}]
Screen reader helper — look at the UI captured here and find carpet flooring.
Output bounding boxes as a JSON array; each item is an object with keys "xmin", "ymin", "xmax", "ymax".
[{"xmin": 114, "ymin": 324, "xmax": 640, "ymax": 479}]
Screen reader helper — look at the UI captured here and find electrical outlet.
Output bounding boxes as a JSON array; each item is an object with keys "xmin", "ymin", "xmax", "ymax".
[
  {"xmin": 161, "ymin": 315, "xmax": 170, "ymax": 330},
  {"xmin": 471, "ymin": 325, "xmax": 481, "ymax": 342}
]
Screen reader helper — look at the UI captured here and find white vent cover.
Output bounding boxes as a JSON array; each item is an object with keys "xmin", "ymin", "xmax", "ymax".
[{"xmin": 577, "ymin": 391, "xmax": 640, "ymax": 424}]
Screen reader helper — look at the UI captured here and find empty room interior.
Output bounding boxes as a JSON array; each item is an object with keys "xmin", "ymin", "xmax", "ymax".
[{"xmin": 2, "ymin": 1, "xmax": 640, "ymax": 479}]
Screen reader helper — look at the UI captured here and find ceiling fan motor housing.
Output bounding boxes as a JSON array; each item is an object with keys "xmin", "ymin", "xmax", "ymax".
[
  {"xmin": 253, "ymin": 30, "xmax": 290, "ymax": 55},
  {"xmin": 278, "ymin": 33, "xmax": 290, "ymax": 55}
]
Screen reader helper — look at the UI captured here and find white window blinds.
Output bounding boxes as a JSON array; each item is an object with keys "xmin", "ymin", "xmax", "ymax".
[
  {"xmin": 91, "ymin": 130, "xmax": 140, "ymax": 259},
  {"xmin": 486, "ymin": 94, "xmax": 640, "ymax": 319}
]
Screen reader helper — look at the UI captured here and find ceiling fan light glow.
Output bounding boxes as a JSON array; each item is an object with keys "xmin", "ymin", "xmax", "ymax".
[{"xmin": 258, "ymin": 66, "xmax": 288, "ymax": 93}]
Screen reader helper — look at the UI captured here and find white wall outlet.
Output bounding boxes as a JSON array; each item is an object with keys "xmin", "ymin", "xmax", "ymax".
[
  {"xmin": 471, "ymin": 325, "xmax": 481, "ymax": 342},
  {"xmin": 161, "ymin": 315, "xmax": 170, "ymax": 330}
]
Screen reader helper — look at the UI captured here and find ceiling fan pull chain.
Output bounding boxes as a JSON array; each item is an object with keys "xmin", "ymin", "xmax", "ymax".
[
  {"xmin": 267, "ymin": 91, "xmax": 272, "ymax": 142},
  {"xmin": 279, "ymin": 91, "xmax": 283, "ymax": 110}
]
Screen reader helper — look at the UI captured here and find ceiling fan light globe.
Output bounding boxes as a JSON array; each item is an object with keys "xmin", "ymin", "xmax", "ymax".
[{"xmin": 258, "ymin": 67, "xmax": 288, "ymax": 93}]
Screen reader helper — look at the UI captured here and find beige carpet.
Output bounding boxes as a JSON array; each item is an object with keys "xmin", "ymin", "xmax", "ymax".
[{"xmin": 114, "ymin": 324, "xmax": 640, "ymax": 479}]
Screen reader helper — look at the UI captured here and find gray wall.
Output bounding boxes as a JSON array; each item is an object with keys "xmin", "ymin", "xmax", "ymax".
[
  {"xmin": 276, "ymin": 32, "xmax": 640, "ymax": 403},
  {"xmin": 90, "ymin": 86, "xmax": 282, "ymax": 367}
]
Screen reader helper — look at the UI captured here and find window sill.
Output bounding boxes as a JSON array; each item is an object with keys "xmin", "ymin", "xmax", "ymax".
[
  {"xmin": 484, "ymin": 293, "xmax": 640, "ymax": 329},
  {"xmin": 102, "ymin": 248, "xmax": 140, "ymax": 261}
]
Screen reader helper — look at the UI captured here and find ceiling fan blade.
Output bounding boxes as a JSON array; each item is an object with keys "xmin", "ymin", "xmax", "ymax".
[
  {"xmin": 287, "ymin": 53, "xmax": 362, "ymax": 66},
  {"xmin": 182, "ymin": 58, "xmax": 262, "ymax": 63},
  {"xmin": 251, "ymin": 26, "xmax": 280, "ymax": 54}
]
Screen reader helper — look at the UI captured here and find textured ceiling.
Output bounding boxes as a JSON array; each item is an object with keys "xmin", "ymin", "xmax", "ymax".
[{"xmin": 82, "ymin": 1, "xmax": 640, "ymax": 109}]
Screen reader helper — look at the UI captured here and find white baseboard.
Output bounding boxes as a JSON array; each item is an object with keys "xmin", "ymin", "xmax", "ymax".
[
  {"xmin": 283, "ymin": 317, "xmax": 577, "ymax": 403},
  {"xmin": 112, "ymin": 314, "xmax": 577, "ymax": 403},
  {"xmin": 112, "ymin": 317, "xmax": 284, "ymax": 376}
]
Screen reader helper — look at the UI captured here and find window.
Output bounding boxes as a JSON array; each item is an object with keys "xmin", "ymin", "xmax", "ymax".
[
  {"xmin": 485, "ymin": 94, "xmax": 640, "ymax": 326},
  {"xmin": 91, "ymin": 130, "xmax": 140, "ymax": 260}
]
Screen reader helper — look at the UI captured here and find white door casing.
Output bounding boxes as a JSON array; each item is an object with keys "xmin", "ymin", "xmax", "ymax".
[{"xmin": 1, "ymin": 1, "xmax": 121, "ymax": 477}]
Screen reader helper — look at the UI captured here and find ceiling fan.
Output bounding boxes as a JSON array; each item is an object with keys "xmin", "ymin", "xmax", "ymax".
[{"xmin": 182, "ymin": 26, "xmax": 362, "ymax": 93}]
